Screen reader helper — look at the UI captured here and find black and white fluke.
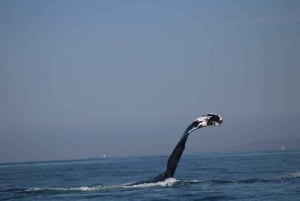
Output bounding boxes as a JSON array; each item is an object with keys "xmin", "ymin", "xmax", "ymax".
[{"xmin": 132, "ymin": 113, "xmax": 223, "ymax": 185}]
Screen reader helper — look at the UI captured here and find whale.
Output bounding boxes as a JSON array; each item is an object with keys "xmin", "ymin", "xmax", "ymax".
[{"xmin": 131, "ymin": 113, "xmax": 223, "ymax": 185}]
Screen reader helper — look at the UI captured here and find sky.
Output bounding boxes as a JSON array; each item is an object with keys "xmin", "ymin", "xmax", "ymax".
[{"xmin": 1, "ymin": 0, "xmax": 300, "ymax": 163}]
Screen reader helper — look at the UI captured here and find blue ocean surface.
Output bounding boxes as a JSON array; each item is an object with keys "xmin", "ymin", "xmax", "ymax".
[{"xmin": 1, "ymin": 151, "xmax": 299, "ymax": 201}]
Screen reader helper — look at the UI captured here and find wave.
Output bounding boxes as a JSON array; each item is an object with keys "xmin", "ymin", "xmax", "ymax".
[
  {"xmin": 25, "ymin": 185, "xmax": 119, "ymax": 192},
  {"xmin": 18, "ymin": 178, "xmax": 180, "ymax": 195},
  {"xmin": 195, "ymin": 172, "xmax": 300, "ymax": 185},
  {"xmin": 277, "ymin": 171, "xmax": 300, "ymax": 179},
  {"xmin": 3, "ymin": 172, "xmax": 299, "ymax": 198},
  {"xmin": 126, "ymin": 178, "xmax": 179, "ymax": 188},
  {"xmin": 197, "ymin": 178, "xmax": 273, "ymax": 185}
]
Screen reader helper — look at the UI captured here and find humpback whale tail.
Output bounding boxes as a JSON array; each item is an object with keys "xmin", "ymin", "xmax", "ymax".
[
  {"xmin": 185, "ymin": 113, "xmax": 223, "ymax": 134},
  {"xmin": 132, "ymin": 113, "xmax": 223, "ymax": 185}
]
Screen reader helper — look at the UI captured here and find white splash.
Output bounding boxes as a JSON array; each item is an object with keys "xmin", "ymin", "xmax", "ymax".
[
  {"xmin": 25, "ymin": 185, "xmax": 118, "ymax": 192},
  {"xmin": 128, "ymin": 178, "xmax": 179, "ymax": 188},
  {"xmin": 277, "ymin": 171, "xmax": 300, "ymax": 179},
  {"xmin": 25, "ymin": 178, "xmax": 180, "ymax": 193}
]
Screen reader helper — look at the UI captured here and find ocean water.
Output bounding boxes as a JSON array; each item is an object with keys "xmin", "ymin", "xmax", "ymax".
[{"xmin": 1, "ymin": 151, "xmax": 299, "ymax": 201}]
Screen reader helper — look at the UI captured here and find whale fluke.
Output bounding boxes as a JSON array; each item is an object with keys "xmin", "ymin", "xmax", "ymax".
[{"xmin": 132, "ymin": 113, "xmax": 223, "ymax": 185}]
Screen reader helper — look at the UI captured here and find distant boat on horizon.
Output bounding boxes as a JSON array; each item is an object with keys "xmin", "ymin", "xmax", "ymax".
[{"xmin": 280, "ymin": 146, "xmax": 286, "ymax": 151}]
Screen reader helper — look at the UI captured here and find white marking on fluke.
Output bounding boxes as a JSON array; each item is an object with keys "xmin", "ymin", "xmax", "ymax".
[{"xmin": 188, "ymin": 113, "xmax": 223, "ymax": 134}]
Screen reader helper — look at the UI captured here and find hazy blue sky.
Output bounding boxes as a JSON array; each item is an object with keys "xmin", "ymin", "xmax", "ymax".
[{"xmin": 1, "ymin": 0, "xmax": 300, "ymax": 163}]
